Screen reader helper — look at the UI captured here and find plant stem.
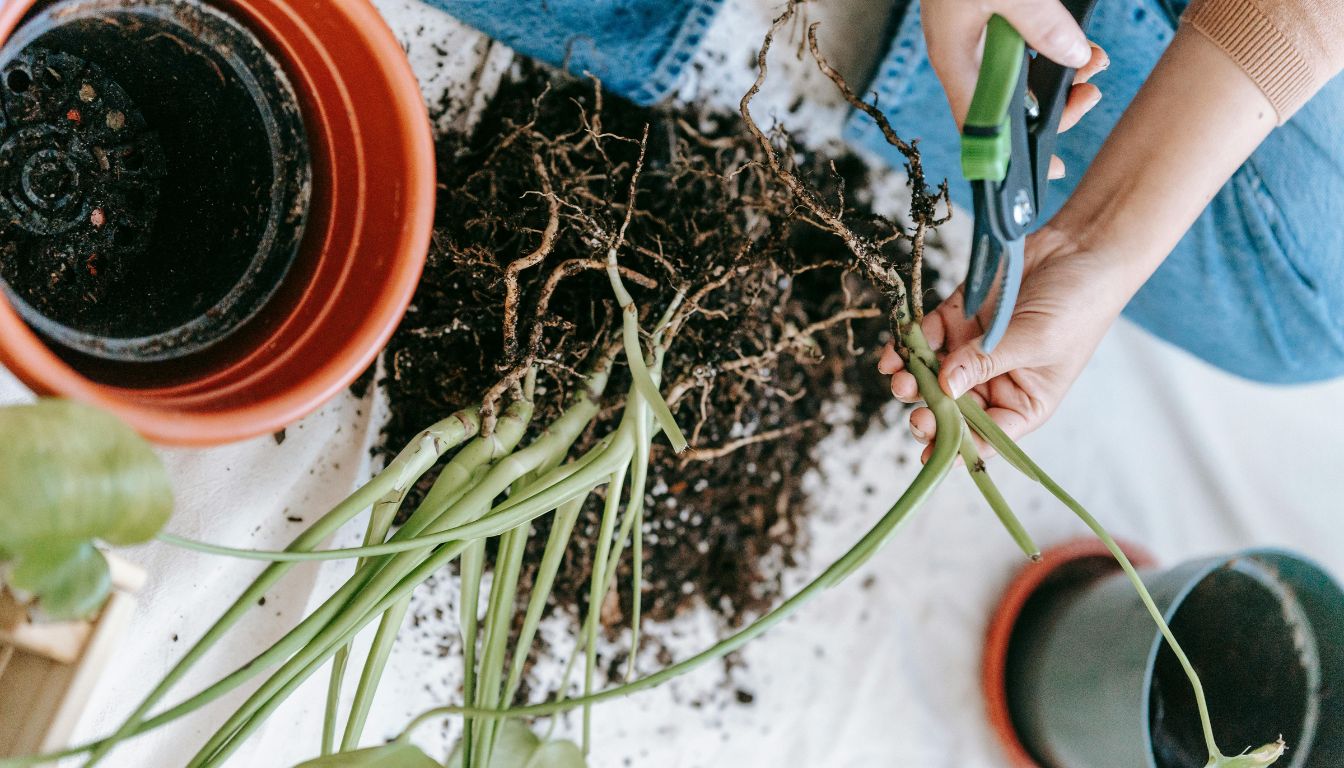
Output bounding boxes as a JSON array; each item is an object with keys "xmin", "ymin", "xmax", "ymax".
[
  {"xmin": 603, "ymin": 127, "xmax": 687, "ymax": 453},
  {"xmin": 397, "ymin": 367, "xmax": 960, "ymax": 725},
  {"xmin": 957, "ymin": 397, "xmax": 1222, "ymax": 760},
  {"xmin": 321, "ymin": 653, "xmax": 346, "ymax": 756},
  {"xmin": 188, "ymin": 392, "xmax": 619, "ymax": 765},
  {"xmin": 958, "ymin": 424, "xmax": 1039, "ymax": 560},
  {"xmin": 458, "ymin": 538, "xmax": 485, "ymax": 767},
  {"xmin": 325, "ymin": 487, "xmax": 407, "ymax": 753},
  {"xmin": 339, "ymin": 595, "xmax": 411, "ymax": 750},
  {"xmin": 78, "ymin": 410, "xmax": 480, "ymax": 767},
  {"xmin": 583, "ymin": 464, "xmax": 629, "ymax": 754},
  {"xmin": 472, "ymin": 520, "xmax": 530, "ymax": 766},
  {"xmin": 501, "ymin": 491, "xmax": 588, "ymax": 708},
  {"xmin": 344, "ymin": 461, "xmax": 499, "ymax": 754}
]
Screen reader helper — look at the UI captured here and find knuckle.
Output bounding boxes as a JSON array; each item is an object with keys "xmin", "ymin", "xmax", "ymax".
[{"xmin": 966, "ymin": 350, "xmax": 997, "ymax": 380}]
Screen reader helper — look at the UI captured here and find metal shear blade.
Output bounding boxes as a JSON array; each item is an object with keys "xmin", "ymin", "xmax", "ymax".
[{"xmin": 981, "ymin": 236, "xmax": 1024, "ymax": 352}]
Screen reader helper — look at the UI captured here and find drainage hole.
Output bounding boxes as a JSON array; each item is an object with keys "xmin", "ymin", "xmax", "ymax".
[{"xmin": 6, "ymin": 68, "xmax": 32, "ymax": 93}]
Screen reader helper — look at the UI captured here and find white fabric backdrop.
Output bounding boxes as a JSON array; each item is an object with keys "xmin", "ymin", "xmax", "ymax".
[{"xmin": 1, "ymin": 1, "xmax": 1339, "ymax": 765}]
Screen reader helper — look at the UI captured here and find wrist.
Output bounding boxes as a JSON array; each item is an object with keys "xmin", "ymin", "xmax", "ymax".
[{"xmin": 1029, "ymin": 221, "xmax": 1150, "ymax": 312}]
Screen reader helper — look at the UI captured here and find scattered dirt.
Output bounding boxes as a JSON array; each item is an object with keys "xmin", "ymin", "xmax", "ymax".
[{"xmin": 380, "ymin": 64, "xmax": 929, "ymax": 690}]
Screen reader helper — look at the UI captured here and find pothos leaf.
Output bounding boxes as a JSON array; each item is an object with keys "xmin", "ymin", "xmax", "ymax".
[
  {"xmin": 447, "ymin": 721, "xmax": 587, "ymax": 768},
  {"xmin": 1207, "ymin": 739, "xmax": 1287, "ymax": 768},
  {"xmin": 4, "ymin": 541, "xmax": 111, "ymax": 621},
  {"xmin": 0, "ymin": 399, "xmax": 172, "ymax": 620},
  {"xmin": 0, "ymin": 399, "xmax": 173, "ymax": 549},
  {"xmin": 525, "ymin": 740, "xmax": 587, "ymax": 768},
  {"xmin": 292, "ymin": 742, "xmax": 442, "ymax": 767}
]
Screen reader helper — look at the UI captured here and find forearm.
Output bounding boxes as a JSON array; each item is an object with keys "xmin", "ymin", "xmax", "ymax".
[{"xmin": 1041, "ymin": 23, "xmax": 1276, "ymax": 299}]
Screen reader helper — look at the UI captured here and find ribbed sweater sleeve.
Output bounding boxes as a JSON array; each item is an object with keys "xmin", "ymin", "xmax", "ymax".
[{"xmin": 1182, "ymin": 0, "xmax": 1344, "ymax": 122}]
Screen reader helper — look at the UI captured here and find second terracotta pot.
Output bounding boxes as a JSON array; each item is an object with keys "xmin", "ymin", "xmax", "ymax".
[{"xmin": 986, "ymin": 540, "xmax": 1344, "ymax": 768}]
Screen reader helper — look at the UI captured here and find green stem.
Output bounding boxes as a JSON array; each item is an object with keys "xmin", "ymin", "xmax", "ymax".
[
  {"xmin": 397, "ymin": 365, "xmax": 959, "ymax": 725},
  {"xmin": 624, "ymin": 396, "xmax": 653, "ymax": 680},
  {"xmin": 458, "ymin": 539, "xmax": 485, "ymax": 767},
  {"xmin": 344, "ymin": 456, "xmax": 504, "ymax": 753},
  {"xmin": 958, "ymin": 424, "xmax": 1039, "ymax": 560},
  {"xmin": 78, "ymin": 410, "xmax": 480, "ymax": 767},
  {"xmin": 152, "ymin": 411, "xmax": 532, "ymax": 761},
  {"xmin": 501, "ymin": 491, "xmax": 589, "ymax": 707},
  {"xmin": 606, "ymin": 252, "xmax": 686, "ymax": 453},
  {"xmin": 472, "ymin": 522, "xmax": 530, "ymax": 766},
  {"xmin": 958, "ymin": 397, "xmax": 1222, "ymax": 760},
  {"xmin": 583, "ymin": 464, "xmax": 629, "ymax": 753},
  {"xmin": 40, "ymin": 403, "xmax": 529, "ymax": 768},
  {"xmin": 321, "ymin": 652, "xmax": 347, "ymax": 756},
  {"xmin": 155, "ymin": 435, "xmax": 623, "ymax": 564},
  {"xmin": 325, "ymin": 487, "xmax": 407, "ymax": 753},
  {"xmin": 188, "ymin": 394, "xmax": 617, "ymax": 765},
  {"xmin": 339, "ymin": 595, "xmax": 411, "ymax": 750}
]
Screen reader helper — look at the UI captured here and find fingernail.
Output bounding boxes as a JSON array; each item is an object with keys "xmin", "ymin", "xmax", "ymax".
[
  {"xmin": 947, "ymin": 367, "xmax": 970, "ymax": 399},
  {"xmin": 911, "ymin": 424, "xmax": 927, "ymax": 442},
  {"xmin": 1066, "ymin": 39, "xmax": 1091, "ymax": 67}
]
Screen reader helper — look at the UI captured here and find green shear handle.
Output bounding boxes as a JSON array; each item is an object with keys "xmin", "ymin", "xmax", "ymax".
[{"xmin": 961, "ymin": 15, "xmax": 1026, "ymax": 183}]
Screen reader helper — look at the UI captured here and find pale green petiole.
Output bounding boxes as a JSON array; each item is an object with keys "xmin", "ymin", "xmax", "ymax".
[
  {"xmin": 958, "ymin": 424, "xmax": 1039, "ymax": 560},
  {"xmin": 956, "ymin": 395, "xmax": 1280, "ymax": 766}
]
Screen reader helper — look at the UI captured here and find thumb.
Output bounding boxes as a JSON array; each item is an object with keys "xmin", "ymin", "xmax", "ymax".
[{"xmin": 938, "ymin": 336, "xmax": 1023, "ymax": 399}]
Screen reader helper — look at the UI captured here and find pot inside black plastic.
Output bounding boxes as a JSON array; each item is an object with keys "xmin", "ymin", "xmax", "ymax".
[
  {"xmin": 1006, "ymin": 551, "xmax": 1344, "ymax": 768},
  {"xmin": 0, "ymin": 0, "xmax": 310, "ymax": 362},
  {"xmin": 1148, "ymin": 558, "xmax": 1319, "ymax": 768}
]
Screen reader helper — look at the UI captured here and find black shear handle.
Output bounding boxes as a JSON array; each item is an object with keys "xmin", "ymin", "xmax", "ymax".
[{"xmin": 1025, "ymin": 0, "xmax": 1103, "ymax": 207}]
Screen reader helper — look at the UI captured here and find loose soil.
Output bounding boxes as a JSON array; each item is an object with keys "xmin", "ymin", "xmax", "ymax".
[
  {"xmin": 379, "ymin": 64, "xmax": 930, "ymax": 687},
  {"xmin": 1, "ymin": 0, "xmax": 311, "ymax": 358},
  {"xmin": 0, "ymin": 46, "xmax": 169, "ymax": 335}
]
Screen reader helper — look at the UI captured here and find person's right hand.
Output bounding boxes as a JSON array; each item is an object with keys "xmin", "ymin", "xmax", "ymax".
[{"xmin": 878, "ymin": 226, "xmax": 1134, "ymax": 462}]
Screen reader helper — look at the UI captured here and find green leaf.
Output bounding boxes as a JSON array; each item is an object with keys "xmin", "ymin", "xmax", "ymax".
[
  {"xmin": 5, "ymin": 541, "xmax": 111, "ymax": 621},
  {"xmin": 447, "ymin": 721, "xmax": 587, "ymax": 768},
  {"xmin": 1207, "ymin": 739, "xmax": 1286, "ymax": 767},
  {"xmin": 0, "ymin": 399, "xmax": 173, "ymax": 550},
  {"xmin": 292, "ymin": 742, "xmax": 441, "ymax": 767},
  {"xmin": 526, "ymin": 740, "xmax": 587, "ymax": 768}
]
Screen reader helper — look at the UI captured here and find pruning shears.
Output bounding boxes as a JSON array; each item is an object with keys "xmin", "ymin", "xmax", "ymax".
[{"xmin": 959, "ymin": 0, "xmax": 1099, "ymax": 352}]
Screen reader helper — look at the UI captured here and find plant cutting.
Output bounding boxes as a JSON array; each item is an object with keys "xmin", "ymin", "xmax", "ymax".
[{"xmin": 0, "ymin": 5, "xmax": 1295, "ymax": 768}]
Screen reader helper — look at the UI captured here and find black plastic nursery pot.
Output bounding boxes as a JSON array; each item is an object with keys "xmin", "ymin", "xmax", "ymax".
[
  {"xmin": 0, "ymin": 0, "xmax": 435, "ymax": 446},
  {"xmin": 987, "ymin": 541, "xmax": 1344, "ymax": 768},
  {"xmin": 0, "ymin": 0, "xmax": 310, "ymax": 362}
]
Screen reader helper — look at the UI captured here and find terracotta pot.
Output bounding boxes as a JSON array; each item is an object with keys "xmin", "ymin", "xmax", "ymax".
[
  {"xmin": 983, "ymin": 538, "xmax": 1156, "ymax": 768},
  {"xmin": 0, "ymin": 0, "xmax": 433, "ymax": 445}
]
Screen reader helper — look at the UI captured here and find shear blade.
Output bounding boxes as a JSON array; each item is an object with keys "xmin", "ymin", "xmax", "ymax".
[
  {"xmin": 981, "ymin": 237, "xmax": 1024, "ymax": 353},
  {"xmin": 964, "ymin": 205, "xmax": 1002, "ymax": 319}
]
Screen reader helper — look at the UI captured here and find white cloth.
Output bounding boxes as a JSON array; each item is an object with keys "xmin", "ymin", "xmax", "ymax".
[{"xmin": 0, "ymin": 1, "xmax": 1339, "ymax": 765}]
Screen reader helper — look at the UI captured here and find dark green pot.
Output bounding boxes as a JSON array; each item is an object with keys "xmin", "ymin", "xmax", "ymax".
[{"xmin": 1006, "ymin": 549, "xmax": 1344, "ymax": 768}]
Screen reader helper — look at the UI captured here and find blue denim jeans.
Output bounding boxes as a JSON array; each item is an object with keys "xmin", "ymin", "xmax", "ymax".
[
  {"xmin": 847, "ymin": 0, "xmax": 1344, "ymax": 384},
  {"xmin": 426, "ymin": 0, "xmax": 723, "ymax": 106}
]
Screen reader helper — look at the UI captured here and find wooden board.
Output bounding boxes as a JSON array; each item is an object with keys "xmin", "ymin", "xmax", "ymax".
[{"xmin": 0, "ymin": 554, "xmax": 143, "ymax": 757}]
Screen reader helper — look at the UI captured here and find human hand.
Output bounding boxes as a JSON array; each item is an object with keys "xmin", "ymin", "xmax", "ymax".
[
  {"xmin": 878, "ymin": 226, "xmax": 1132, "ymax": 461},
  {"xmin": 922, "ymin": 0, "xmax": 1110, "ymax": 177}
]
